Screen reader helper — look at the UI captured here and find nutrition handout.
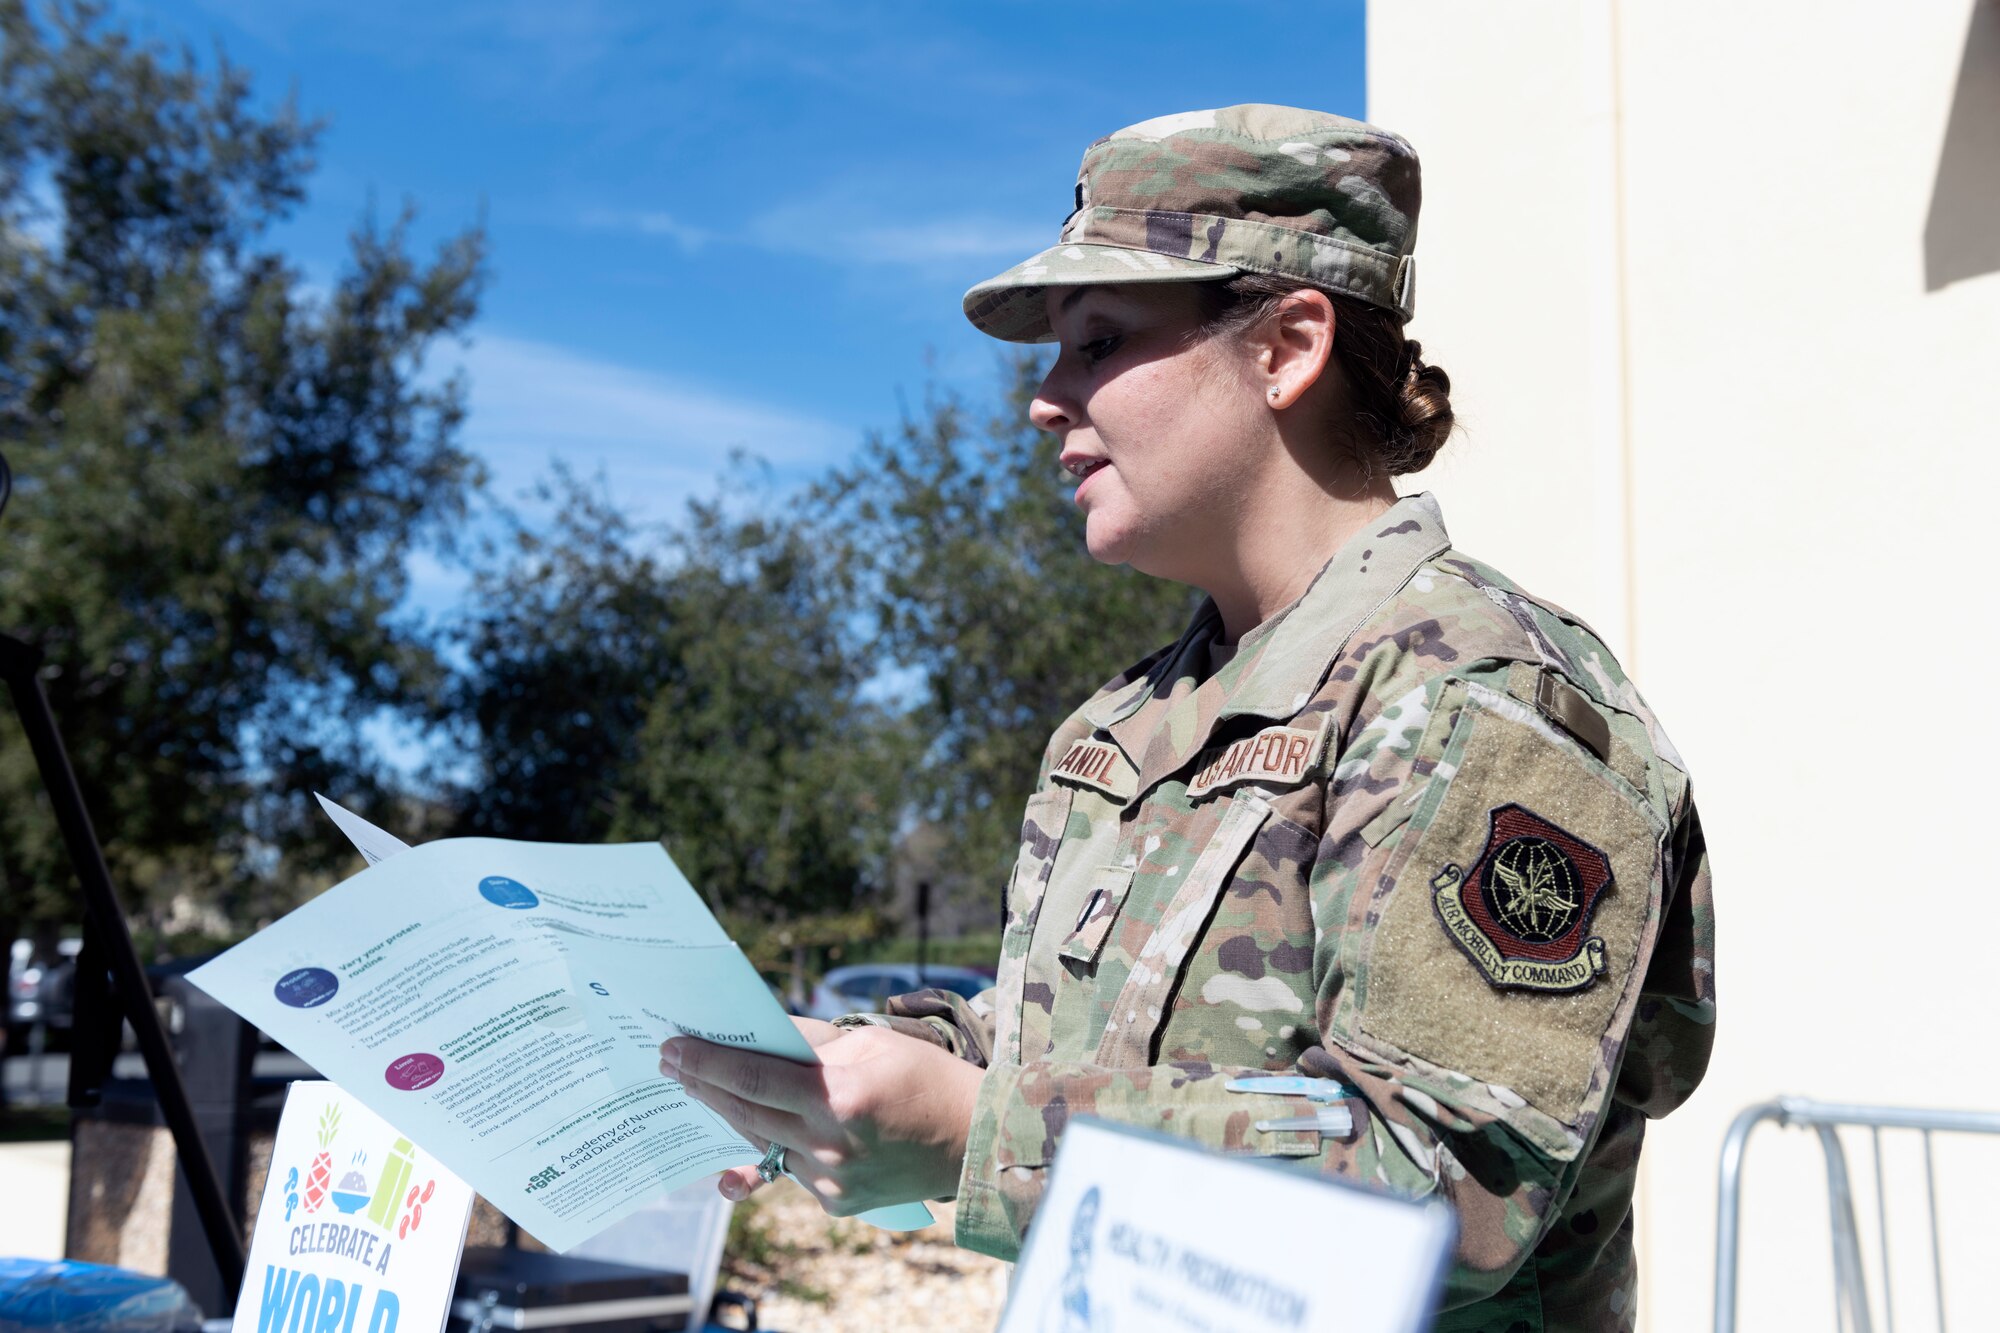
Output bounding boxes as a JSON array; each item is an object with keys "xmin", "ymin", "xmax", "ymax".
[{"xmin": 188, "ymin": 798, "xmax": 929, "ymax": 1250}]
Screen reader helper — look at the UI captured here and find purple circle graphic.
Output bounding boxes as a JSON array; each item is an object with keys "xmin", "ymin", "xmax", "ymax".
[
  {"xmin": 384, "ymin": 1052, "xmax": 445, "ymax": 1091},
  {"xmin": 479, "ymin": 875, "xmax": 539, "ymax": 910},
  {"xmin": 274, "ymin": 967, "xmax": 339, "ymax": 1009}
]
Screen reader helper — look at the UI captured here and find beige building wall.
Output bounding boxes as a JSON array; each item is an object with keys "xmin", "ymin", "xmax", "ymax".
[{"xmin": 1369, "ymin": 2, "xmax": 2000, "ymax": 1328}]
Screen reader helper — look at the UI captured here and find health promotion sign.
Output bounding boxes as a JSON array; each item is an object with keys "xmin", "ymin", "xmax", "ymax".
[
  {"xmin": 998, "ymin": 1117, "xmax": 1456, "ymax": 1333},
  {"xmin": 233, "ymin": 1081, "xmax": 473, "ymax": 1333}
]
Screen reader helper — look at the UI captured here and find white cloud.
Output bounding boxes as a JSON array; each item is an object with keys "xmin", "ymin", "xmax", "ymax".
[
  {"xmin": 741, "ymin": 207, "xmax": 1049, "ymax": 268},
  {"xmin": 454, "ymin": 332, "xmax": 854, "ymax": 521},
  {"xmin": 577, "ymin": 208, "xmax": 713, "ymax": 251},
  {"xmin": 796, "ymin": 217, "xmax": 1050, "ymax": 265},
  {"xmin": 584, "ymin": 203, "xmax": 1045, "ymax": 269}
]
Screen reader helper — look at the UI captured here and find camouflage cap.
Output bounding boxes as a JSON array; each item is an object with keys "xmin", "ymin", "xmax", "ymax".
[{"xmin": 963, "ymin": 104, "xmax": 1421, "ymax": 343}]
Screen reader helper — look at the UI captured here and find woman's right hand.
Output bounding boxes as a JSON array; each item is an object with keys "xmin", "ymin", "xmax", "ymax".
[{"xmin": 661, "ymin": 1017, "xmax": 985, "ymax": 1213}]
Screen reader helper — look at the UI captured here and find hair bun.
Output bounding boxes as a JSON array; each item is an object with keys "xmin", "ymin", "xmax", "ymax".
[{"xmin": 1389, "ymin": 340, "xmax": 1454, "ymax": 473}]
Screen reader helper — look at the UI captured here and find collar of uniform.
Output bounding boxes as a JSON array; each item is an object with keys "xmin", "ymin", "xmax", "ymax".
[
  {"xmin": 1224, "ymin": 491, "xmax": 1452, "ymax": 716},
  {"xmin": 1083, "ymin": 492, "xmax": 1452, "ymax": 781},
  {"xmin": 1082, "ymin": 600, "xmax": 1223, "ymax": 731}
]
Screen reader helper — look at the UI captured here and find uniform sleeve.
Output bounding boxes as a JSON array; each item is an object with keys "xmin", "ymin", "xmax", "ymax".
[
  {"xmin": 877, "ymin": 986, "xmax": 997, "ymax": 1067},
  {"xmin": 952, "ymin": 662, "xmax": 1715, "ymax": 1309},
  {"xmin": 1615, "ymin": 801, "xmax": 1716, "ymax": 1118}
]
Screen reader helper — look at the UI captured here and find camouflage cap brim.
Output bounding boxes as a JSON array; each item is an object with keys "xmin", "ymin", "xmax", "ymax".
[{"xmin": 962, "ymin": 243, "xmax": 1238, "ymax": 344}]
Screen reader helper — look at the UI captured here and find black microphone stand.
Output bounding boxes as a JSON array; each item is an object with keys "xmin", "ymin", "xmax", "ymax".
[{"xmin": 0, "ymin": 449, "xmax": 246, "ymax": 1297}]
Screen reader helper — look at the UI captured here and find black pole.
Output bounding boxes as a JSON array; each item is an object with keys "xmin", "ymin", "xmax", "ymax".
[
  {"xmin": 916, "ymin": 879, "xmax": 930, "ymax": 986},
  {"xmin": 161, "ymin": 974, "xmax": 257, "ymax": 1316},
  {"xmin": 65, "ymin": 930, "xmax": 119, "ymax": 1106},
  {"xmin": 0, "ymin": 449, "xmax": 246, "ymax": 1298}
]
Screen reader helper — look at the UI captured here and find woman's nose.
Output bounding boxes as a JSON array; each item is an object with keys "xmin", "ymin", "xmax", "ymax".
[{"xmin": 1029, "ymin": 370, "xmax": 1074, "ymax": 434}]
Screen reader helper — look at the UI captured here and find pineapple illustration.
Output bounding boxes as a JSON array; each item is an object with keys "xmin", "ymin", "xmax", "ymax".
[{"xmin": 304, "ymin": 1102, "xmax": 342, "ymax": 1213}]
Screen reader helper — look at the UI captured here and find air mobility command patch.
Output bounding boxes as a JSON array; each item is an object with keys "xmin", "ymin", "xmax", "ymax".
[{"xmin": 1430, "ymin": 803, "xmax": 1613, "ymax": 992}]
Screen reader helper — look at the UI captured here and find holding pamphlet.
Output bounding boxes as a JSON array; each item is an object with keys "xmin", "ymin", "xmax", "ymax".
[{"xmin": 188, "ymin": 798, "xmax": 929, "ymax": 1251}]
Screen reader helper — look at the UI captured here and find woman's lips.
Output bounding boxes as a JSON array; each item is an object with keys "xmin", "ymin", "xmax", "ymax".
[{"xmin": 1072, "ymin": 459, "xmax": 1108, "ymax": 505}]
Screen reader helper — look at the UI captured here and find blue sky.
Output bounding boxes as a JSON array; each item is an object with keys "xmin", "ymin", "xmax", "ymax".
[{"xmin": 118, "ymin": 0, "xmax": 1368, "ymax": 574}]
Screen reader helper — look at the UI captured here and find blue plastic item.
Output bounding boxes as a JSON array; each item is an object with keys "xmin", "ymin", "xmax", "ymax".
[
  {"xmin": 1224, "ymin": 1074, "xmax": 1355, "ymax": 1102},
  {"xmin": 0, "ymin": 1259, "xmax": 202, "ymax": 1332}
]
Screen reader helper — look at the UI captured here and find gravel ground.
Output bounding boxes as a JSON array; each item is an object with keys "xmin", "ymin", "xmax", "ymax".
[{"xmin": 720, "ymin": 1178, "xmax": 1010, "ymax": 1332}]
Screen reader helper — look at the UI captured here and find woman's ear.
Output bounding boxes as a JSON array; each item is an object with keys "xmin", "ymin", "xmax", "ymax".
[{"xmin": 1257, "ymin": 289, "xmax": 1338, "ymax": 410}]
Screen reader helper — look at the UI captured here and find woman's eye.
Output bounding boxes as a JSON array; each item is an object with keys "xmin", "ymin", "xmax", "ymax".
[{"xmin": 1079, "ymin": 335, "xmax": 1121, "ymax": 365}]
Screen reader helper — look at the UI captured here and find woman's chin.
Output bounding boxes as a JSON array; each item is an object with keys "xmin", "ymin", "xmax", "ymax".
[
  {"xmin": 1081, "ymin": 518, "xmax": 1137, "ymax": 568},
  {"xmin": 1085, "ymin": 516, "xmax": 1185, "ymax": 578}
]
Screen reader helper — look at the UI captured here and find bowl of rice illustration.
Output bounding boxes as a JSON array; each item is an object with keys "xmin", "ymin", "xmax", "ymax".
[{"xmin": 331, "ymin": 1168, "xmax": 371, "ymax": 1214}]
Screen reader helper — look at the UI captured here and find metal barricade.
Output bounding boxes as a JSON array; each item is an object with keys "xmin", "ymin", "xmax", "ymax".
[{"xmin": 1714, "ymin": 1096, "xmax": 2000, "ymax": 1333}]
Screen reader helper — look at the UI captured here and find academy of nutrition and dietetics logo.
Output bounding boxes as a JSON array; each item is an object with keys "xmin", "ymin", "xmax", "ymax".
[{"xmin": 1431, "ymin": 803, "xmax": 1614, "ymax": 992}]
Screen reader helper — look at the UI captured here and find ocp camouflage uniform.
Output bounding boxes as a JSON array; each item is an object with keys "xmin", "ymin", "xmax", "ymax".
[{"xmin": 883, "ymin": 493, "xmax": 1715, "ymax": 1331}]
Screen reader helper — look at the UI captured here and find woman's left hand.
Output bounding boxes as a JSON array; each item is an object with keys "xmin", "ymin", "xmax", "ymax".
[{"xmin": 659, "ymin": 1017, "xmax": 985, "ymax": 1214}]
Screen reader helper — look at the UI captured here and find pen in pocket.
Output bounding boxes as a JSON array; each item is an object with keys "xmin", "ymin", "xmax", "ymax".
[{"xmin": 1254, "ymin": 1106, "xmax": 1355, "ymax": 1136}]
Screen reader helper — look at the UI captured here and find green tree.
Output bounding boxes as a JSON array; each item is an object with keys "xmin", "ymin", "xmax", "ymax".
[
  {"xmin": 443, "ymin": 475, "xmax": 682, "ymax": 847},
  {"xmin": 0, "ymin": 1, "xmax": 485, "ymax": 943},
  {"xmin": 447, "ymin": 469, "xmax": 903, "ymax": 927},
  {"xmin": 607, "ymin": 496, "xmax": 905, "ymax": 924},
  {"xmin": 819, "ymin": 353, "xmax": 1199, "ymax": 912}
]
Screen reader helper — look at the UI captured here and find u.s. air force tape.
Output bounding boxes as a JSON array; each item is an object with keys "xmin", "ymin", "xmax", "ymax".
[{"xmin": 1187, "ymin": 721, "xmax": 1327, "ymax": 799}]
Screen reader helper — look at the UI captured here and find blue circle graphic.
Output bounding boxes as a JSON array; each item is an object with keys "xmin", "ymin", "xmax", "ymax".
[
  {"xmin": 479, "ymin": 875, "xmax": 540, "ymax": 910},
  {"xmin": 274, "ymin": 966, "xmax": 339, "ymax": 1009}
]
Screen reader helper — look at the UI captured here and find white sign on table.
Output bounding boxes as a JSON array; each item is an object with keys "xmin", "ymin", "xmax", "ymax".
[
  {"xmin": 232, "ymin": 1081, "xmax": 474, "ymax": 1333},
  {"xmin": 998, "ymin": 1117, "xmax": 1455, "ymax": 1333}
]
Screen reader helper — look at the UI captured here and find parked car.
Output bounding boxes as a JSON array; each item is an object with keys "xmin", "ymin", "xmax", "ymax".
[
  {"xmin": 6, "ymin": 936, "xmax": 80, "ymax": 1045},
  {"xmin": 804, "ymin": 963, "xmax": 993, "ymax": 1021}
]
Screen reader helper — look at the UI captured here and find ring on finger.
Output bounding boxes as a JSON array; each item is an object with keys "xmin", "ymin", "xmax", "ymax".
[{"xmin": 756, "ymin": 1140, "xmax": 788, "ymax": 1184}]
